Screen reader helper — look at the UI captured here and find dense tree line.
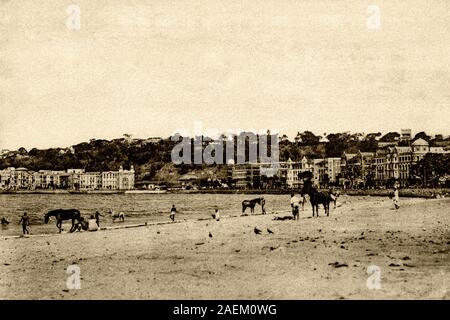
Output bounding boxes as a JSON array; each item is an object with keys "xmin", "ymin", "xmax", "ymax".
[
  {"xmin": 1, "ymin": 131, "xmax": 448, "ymax": 183},
  {"xmin": 410, "ymin": 153, "xmax": 450, "ymax": 187}
]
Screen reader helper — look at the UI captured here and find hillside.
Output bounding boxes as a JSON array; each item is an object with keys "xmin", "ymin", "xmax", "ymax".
[{"xmin": 1, "ymin": 131, "xmax": 448, "ymax": 184}]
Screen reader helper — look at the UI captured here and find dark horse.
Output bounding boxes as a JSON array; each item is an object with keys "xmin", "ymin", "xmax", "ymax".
[
  {"xmin": 242, "ymin": 197, "xmax": 266, "ymax": 214},
  {"xmin": 44, "ymin": 209, "xmax": 81, "ymax": 233},
  {"xmin": 301, "ymin": 180, "xmax": 333, "ymax": 217}
]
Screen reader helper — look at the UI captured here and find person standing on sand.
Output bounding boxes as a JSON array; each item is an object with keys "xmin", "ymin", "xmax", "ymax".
[
  {"xmin": 88, "ymin": 215, "xmax": 99, "ymax": 231},
  {"xmin": 169, "ymin": 204, "xmax": 177, "ymax": 222},
  {"xmin": 18, "ymin": 212, "xmax": 30, "ymax": 235},
  {"xmin": 94, "ymin": 210, "xmax": 103, "ymax": 227},
  {"xmin": 290, "ymin": 194, "xmax": 301, "ymax": 220},
  {"xmin": 393, "ymin": 185, "xmax": 400, "ymax": 210}
]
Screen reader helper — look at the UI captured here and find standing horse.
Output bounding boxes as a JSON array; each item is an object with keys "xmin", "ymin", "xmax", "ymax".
[
  {"xmin": 44, "ymin": 209, "xmax": 81, "ymax": 233},
  {"xmin": 242, "ymin": 197, "xmax": 266, "ymax": 214},
  {"xmin": 301, "ymin": 181, "xmax": 332, "ymax": 217}
]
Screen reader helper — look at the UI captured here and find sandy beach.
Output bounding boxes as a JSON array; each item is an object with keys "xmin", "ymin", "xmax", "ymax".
[{"xmin": 1, "ymin": 196, "xmax": 449, "ymax": 300}]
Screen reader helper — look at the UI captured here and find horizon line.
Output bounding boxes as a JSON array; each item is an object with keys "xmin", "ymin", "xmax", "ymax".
[{"xmin": 2, "ymin": 128, "xmax": 450, "ymax": 151}]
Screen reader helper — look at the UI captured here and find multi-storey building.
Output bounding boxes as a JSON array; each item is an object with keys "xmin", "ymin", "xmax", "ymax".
[
  {"xmin": 0, "ymin": 166, "xmax": 135, "ymax": 190},
  {"xmin": 228, "ymin": 158, "xmax": 318, "ymax": 189},
  {"xmin": 327, "ymin": 157, "xmax": 341, "ymax": 184},
  {"xmin": 286, "ymin": 157, "xmax": 314, "ymax": 188},
  {"xmin": 373, "ymin": 149, "xmax": 387, "ymax": 183},
  {"xmin": 372, "ymin": 138, "xmax": 449, "ymax": 186},
  {"xmin": 0, "ymin": 167, "xmax": 33, "ymax": 190},
  {"xmin": 312, "ymin": 159, "xmax": 327, "ymax": 186},
  {"xmin": 102, "ymin": 166, "xmax": 135, "ymax": 190},
  {"xmin": 228, "ymin": 157, "xmax": 339, "ymax": 189},
  {"xmin": 79, "ymin": 172, "xmax": 102, "ymax": 190},
  {"xmin": 227, "ymin": 163, "xmax": 261, "ymax": 189}
]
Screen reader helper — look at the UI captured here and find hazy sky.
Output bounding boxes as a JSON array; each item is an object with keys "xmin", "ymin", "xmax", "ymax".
[{"xmin": 1, "ymin": 0, "xmax": 449, "ymax": 150}]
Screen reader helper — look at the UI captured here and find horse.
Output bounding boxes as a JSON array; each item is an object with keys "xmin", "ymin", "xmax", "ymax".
[
  {"xmin": 44, "ymin": 209, "xmax": 81, "ymax": 233},
  {"xmin": 301, "ymin": 181, "xmax": 333, "ymax": 217},
  {"xmin": 242, "ymin": 197, "xmax": 266, "ymax": 214},
  {"xmin": 109, "ymin": 209, "xmax": 125, "ymax": 222}
]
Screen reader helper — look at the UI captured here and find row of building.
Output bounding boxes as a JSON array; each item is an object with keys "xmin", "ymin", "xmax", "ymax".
[
  {"xmin": 343, "ymin": 138, "xmax": 448, "ymax": 187},
  {"xmin": 0, "ymin": 166, "xmax": 135, "ymax": 190},
  {"xmin": 227, "ymin": 138, "xmax": 449, "ymax": 189}
]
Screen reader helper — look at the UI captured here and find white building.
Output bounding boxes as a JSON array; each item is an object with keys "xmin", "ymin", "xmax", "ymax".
[
  {"xmin": 286, "ymin": 157, "xmax": 314, "ymax": 188},
  {"xmin": 102, "ymin": 165, "xmax": 135, "ymax": 190}
]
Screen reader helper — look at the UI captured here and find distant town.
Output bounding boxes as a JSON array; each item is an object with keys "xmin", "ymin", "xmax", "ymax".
[
  {"xmin": 0, "ymin": 166, "xmax": 135, "ymax": 191},
  {"xmin": 1, "ymin": 129, "xmax": 450, "ymax": 191}
]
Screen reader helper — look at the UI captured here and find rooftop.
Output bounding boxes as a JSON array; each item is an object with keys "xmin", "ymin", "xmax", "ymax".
[{"xmin": 411, "ymin": 138, "xmax": 429, "ymax": 146}]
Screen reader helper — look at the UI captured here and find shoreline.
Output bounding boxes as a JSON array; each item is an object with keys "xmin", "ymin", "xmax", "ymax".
[{"xmin": 1, "ymin": 188, "xmax": 449, "ymax": 198}]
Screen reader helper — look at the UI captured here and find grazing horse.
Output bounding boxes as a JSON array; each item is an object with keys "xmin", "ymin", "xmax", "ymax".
[
  {"xmin": 301, "ymin": 181, "xmax": 333, "ymax": 217},
  {"xmin": 242, "ymin": 197, "xmax": 266, "ymax": 214},
  {"xmin": 44, "ymin": 209, "xmax": 81, "ymax": 233},
  {"xmin": 109, "ymin": 209, "xmax": 125, "ymax": 222}
]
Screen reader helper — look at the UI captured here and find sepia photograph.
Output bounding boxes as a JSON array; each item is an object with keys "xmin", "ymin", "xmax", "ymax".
[{"xmin": 1, "ymin": 0, "xmax": 449, "ymax": 308}]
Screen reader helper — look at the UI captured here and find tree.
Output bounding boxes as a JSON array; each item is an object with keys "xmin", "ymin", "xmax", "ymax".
[
  {"xmin": 325, "ymin": 133, "xmax": 350, "ymax": 157},
  {"xmin": 360, "ymin": 133, "xmax": 381, "ymax": 152},
  {"xmin": 18, "ymin": 147, "xmax": 28, "ymax": 156},
  {"xmin": 413, "ymin": 131, "xmax": 431, "ymax": 142},
  {"xmin": 379, "ymin": 132, "xmax": 400, "ymax": 142},
  {"xmin": 279, "ymin": 134, "xmax": 289, "ymax": 143},
  {"xmin": 298, "ymin": 171, "xmax": 313, "ymax": 180},
  {"xmin": 411, "ymin": 153, "xmax": 450, "ymax": 187},
  {"xmin": 322, "ymin": 173, "xmax": 330, "ymax": 187},
  {"xmin": 294, "ymin": 132, "xmax": 302, "ymax": 144},
  {"xmin": 299, "ymin": 131, "xmax": 320, "ymax": 145}
]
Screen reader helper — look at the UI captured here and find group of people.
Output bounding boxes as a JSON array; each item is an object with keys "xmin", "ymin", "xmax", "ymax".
[
  {"xmin": 8, "ymin": 210, "xmax": 107, "ymax": 235},
  {"xmin": 74, "ymin": 210, "xmax": 103, "ymax": 232}
]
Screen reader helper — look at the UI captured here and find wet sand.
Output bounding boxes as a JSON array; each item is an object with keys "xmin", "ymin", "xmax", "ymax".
[{"xmin": 1, "ymin": 196, "xmax": 449, "ymax": 299}]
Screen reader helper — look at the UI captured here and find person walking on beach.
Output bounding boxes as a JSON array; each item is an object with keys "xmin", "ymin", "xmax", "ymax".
[
  {"xmin": 261, "ymin": 197, "xmax": 266, "ymax": 214},
  {"xmin": 94, "ymin": 210, "xmax": 103, "ymax": 227},
  {"xmin": 18, "ymin": 212, "xmax": 30, "ymax": 235},
  {"xmin": 290, "ymin": 194, "xmax": 301, "ymax": 220},
  {"xmin": 169, "ymin": 204, "xmax": 177, "ymax": 222},
  {"xmin": 393, "ymin": 184, "xmax": 400, "ymax": 210}
]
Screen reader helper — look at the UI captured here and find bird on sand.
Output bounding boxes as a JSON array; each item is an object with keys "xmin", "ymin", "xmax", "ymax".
[
  {"xmin": 267, "ymin": 228, "xmax": 274, "ymax": 234},
  {"xmin": 209, "ymin": 232, "xmax": 213, "ymax": 238},
  {"xmin": 254, "ymin": 227, "xmax": 262, "ymax": 235}
]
